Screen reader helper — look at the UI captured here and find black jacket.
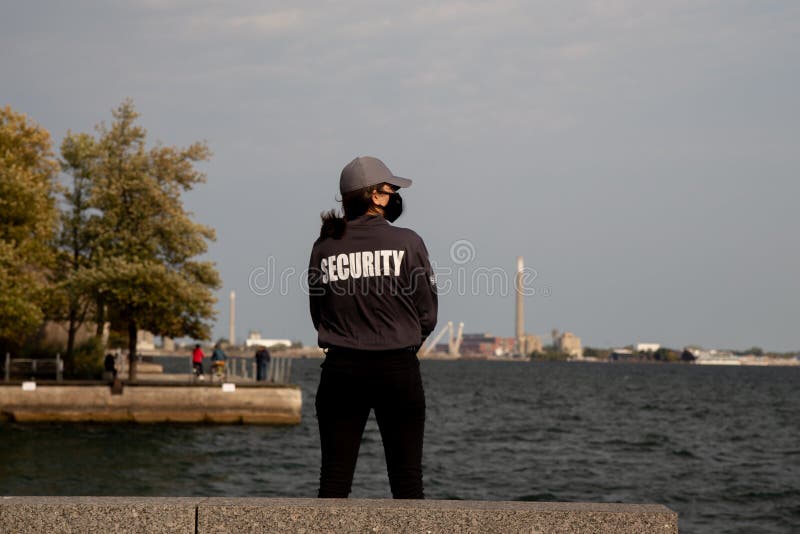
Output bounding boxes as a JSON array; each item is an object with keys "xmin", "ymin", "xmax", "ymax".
[
  {"xmin": 308, "ymin": 214, "xmax": 438, "ymax": 351},
  {"xmin": 255, "ymin": 348, "xmax": 271, "ymax": 363}
]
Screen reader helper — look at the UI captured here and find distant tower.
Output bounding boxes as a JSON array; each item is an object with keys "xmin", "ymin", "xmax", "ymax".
[
  {"xmin": 229, "ymin": 290, "xmax": 236, "ymax": 346},
  {"xmin": 515, "ymin": 256, "xmax": 525, "ymax": 354}
]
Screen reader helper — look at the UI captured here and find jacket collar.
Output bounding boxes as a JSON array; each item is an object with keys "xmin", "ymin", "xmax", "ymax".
[{"xmin": 350, "ymin": 213, "xmax": 387, "ymax": 225}]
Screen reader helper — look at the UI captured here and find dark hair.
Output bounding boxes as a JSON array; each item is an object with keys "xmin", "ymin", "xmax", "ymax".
[{"xmin": 319, "ymin": 183, "xmax": 386, "ymax": 239}]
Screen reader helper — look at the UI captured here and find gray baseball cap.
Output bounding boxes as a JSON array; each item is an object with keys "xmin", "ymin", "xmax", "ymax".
[{"xmin": 340, "ymin": 156, "xmax": 412, "ymax": 194}]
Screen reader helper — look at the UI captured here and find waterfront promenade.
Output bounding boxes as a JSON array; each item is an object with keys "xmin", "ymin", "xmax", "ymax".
[{"xmin": 0, "ymin": 497, "xmax": 677, "ymax": 533}]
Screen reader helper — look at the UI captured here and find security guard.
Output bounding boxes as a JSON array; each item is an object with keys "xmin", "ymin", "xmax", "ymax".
[{"xmin": 308, "ymin": 156, "xmax": 437, "ymax": 499}]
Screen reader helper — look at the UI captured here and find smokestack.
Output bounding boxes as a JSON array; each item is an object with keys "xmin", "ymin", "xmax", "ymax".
[
  {"xmin": 229, "ymin": 290, "xmax": 236, "ymax": 346},
  {"xmin": 515, "ymin": 256, "xmax": 525, "ymax": 354}
]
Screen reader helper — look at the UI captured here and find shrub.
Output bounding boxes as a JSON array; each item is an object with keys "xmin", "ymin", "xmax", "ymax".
[{"xmin": 71, "ymin": 336, "xmax": 105, "ymax": 379}]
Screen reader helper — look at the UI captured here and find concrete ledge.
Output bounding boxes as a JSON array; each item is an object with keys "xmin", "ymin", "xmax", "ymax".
[
  {"xmin": 0, "ymin": 383, "xmax": 301, "ymax": 424},
  {"xmin": 0, "ymin": 497, "xmax": 678, "ymax": 533},
  {"xmin": 0, "ymin": 497, "xmax": 200, "ymax": 534},
  {"xmin": 198, "ymin": 498, "xmax": 677, "ymax": 533}
]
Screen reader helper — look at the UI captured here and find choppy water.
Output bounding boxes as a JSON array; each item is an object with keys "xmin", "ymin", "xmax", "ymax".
[{"xmin": 1, "ymin": 360, "xmax": 798, "ymax": 533}]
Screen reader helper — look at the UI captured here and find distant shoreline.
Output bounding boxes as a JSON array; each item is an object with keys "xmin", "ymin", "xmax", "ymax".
[{"xmin": 140, "ymin": 350, "xmax": 799, "ymax": 366}]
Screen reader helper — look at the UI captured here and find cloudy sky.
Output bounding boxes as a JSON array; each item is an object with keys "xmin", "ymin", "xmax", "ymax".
[{"xmin": 2, "ymin": 1, "xmax": 798, "ymax": 351}]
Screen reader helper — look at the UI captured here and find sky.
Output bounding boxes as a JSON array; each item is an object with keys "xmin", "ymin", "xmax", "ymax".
[{"xmin": 2, "ymin": 1, "xmax": 799, "ymax": 351}]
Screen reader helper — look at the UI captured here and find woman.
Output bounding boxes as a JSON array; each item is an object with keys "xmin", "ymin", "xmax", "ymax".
[
  {"xmin": 191, "ymin": 344, "xmax": 205, "ymax": 378},
  {"xmin": 308, "ymin": 156, "xmax": 438, "ymax": 499}
]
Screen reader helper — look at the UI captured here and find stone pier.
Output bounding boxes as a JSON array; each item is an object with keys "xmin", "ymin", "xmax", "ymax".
[{"xmin": 0, "ymin": 382, "xmax": 301, "ymax": 424}]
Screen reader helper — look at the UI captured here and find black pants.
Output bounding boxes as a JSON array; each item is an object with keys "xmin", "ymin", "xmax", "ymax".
[
  {"xmin": 257, "ymin": 360, "xmax": 269, "ymax": 381},
  {"xmin": 315, "ymin": 347, "xmax": 426, "ymax": 499}
]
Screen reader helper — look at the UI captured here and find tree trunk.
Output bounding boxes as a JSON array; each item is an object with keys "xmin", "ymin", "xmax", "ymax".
[
  {"xmin": 66, "ymin": 304, "xmax": 77, "ymax": 366},
  {"xmin": 128, "ymin": 318, "xmax": 137, "ymax": 381},
  {"xmin": 95, "ymin": 299, "xmax": 105, "ymax": 337}
]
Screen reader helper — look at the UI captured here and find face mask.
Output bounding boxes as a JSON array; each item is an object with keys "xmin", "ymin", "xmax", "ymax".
[{"xmin": 383, "ymin": 193, "xmax": 403, "ymax": 222}]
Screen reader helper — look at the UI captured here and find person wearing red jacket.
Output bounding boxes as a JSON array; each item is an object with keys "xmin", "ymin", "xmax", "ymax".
[{"xmin": 192, "ymin": 344, "xmax": 205, "ymax": 378}]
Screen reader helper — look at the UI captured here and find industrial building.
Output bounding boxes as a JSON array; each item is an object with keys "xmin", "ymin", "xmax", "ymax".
[
  {"xmin": 556, "ymin": 331, "xmax": 583, "ymax": 358},
  {"xmin": 433, "ymin": 332, "xmax": 542, "ymax": 358}
]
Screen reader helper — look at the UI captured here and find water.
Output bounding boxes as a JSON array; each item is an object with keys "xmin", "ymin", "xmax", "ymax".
[{"xmin": 1, "ymin": 360, "xmax": 798, "ymax": 533}]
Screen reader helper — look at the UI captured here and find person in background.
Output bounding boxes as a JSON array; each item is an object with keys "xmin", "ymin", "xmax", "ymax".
[
  {"xmin": 192, "ymin": 344, "xmax": 205, "ymax": 378},
  {"xmin": 103, "ymin": 353, "xmax": 117, "ymax": 380},
  {"xmin": 211, "ymin": 343, "xmax": 227, "ymax": 379},
  {"xmin": 255, "ymin": 345, "xmax": 271, "ymax": 381}
]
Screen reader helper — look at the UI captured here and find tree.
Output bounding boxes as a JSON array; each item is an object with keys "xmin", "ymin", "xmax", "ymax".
[
  {"xmin": 72, "ymin": 100, "xmax": 220, "ymax": 379},
  {"xmin": 56, "ymin": 131, "xmax": 101, "ymax": 365},
  {"xmin": 0, "ymin": 106, "xmax": 59, "ymax": 353},
  {"xmin": 653, "ymin": 347, "xmax": 676, "ymax": 362}
]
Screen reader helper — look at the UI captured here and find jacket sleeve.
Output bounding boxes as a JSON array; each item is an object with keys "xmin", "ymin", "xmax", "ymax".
[
  {"xmin": 410, "ymin": 236, "xmax": 438, "ymax": 343},
  {"xmin": 308, "ymin": 246, "xmax": 322, "ymax": 331}
]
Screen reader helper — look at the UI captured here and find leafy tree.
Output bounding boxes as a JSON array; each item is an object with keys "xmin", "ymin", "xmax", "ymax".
[
  {"xmin": 0, "ymin": 106, "xmax": 59, "ymax": 353},
  {"xmin": 71, "ymin": 100, "xmax": 220, "ymax": 379},
  {"xmin": 56, "ymin": 131, "xmax": 101, "ymax": 365},
  {"xmin": 653, "ymin": 347, "xmax": 679, "ymax": 362}
]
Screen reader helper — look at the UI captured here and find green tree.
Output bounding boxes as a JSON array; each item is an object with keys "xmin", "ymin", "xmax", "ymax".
[
  {"xmin": 72, "ymin": 100, "xmax": 220, "ymax": 379},
  {"xmin": 653, "ymin": 347, "xmax": 677, "ymax": 362},
  {"xmin": 56, "ymin": 131, "xmax": 101, "ymax": 366},
  {"xmin": 0, "ymin": 106, "xmax": 60, "ymax": 353}
]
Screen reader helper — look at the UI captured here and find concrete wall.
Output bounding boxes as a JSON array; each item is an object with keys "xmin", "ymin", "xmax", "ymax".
[
  {"xmin": 0, "ymin": 383, "xmax": 301, "ymax": 424},
  {"xmin": 0, "ymin": 497, "xmax": 678, "ymax": 533}
]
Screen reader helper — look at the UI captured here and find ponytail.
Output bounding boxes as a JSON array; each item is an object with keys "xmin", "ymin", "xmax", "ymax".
[
  {"xmin": 320, "ymin": 210, "xmax": 347, "ymax": 239},
  {"xmin": 318, "ymin": 182, "xmax": 389, "ymax": 240}
]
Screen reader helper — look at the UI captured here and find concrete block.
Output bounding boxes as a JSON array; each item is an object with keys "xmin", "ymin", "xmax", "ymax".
[
  {"xmin": 0, "ymin": 497, "xmax": 201, "ymax": 534},
  {"xmin": 197, "ymin": 498, "xmax": 678, "ymax": 534}
]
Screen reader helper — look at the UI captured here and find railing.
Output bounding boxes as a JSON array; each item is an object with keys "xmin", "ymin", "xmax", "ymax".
[
  {"xmin": 267, "ymin": 357, "xmax": 292, "ymax": 383},
  {"xmin": 4, "ymin": 353, "xmax": 63, "ymax": 381},
  {"xmin": 2, "ymin": 352, "xmax": 292, "ymax": 385},
  {"xmin": 202, "ymin": 356, "xmax": 292, "ymax": 384}
]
